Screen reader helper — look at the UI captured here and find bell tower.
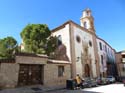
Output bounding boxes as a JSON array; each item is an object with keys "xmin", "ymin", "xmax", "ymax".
[{"xmin": 80, "ymin": 8, "xmax": 95, "ymax": 33}]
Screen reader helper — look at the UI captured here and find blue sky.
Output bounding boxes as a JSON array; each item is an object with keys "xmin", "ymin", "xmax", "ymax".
[{"xmin": 0, "ymin": 0, "xmax": 125, "ymax": 52}]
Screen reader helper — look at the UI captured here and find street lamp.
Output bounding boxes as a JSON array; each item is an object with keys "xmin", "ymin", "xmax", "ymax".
[{"xmin": 76, "ymin": 56, "xmax": 80, "ymax": 62}]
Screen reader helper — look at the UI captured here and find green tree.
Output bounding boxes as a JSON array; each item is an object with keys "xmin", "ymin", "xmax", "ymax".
[
  {"xmin": 45, "ymin": 36, "xmax": 57, "ymax": 56},
  {"xmin": 0, "ymin": 36, "xmax": 18, "ymax": 59},
  {"xmin": 20, "ymin": 24, "xmax": 51, "ymax": 54}
]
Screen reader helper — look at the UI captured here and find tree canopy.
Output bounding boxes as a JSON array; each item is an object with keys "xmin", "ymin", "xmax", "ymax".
[
  {"xmin": 20, "ymin": 24, "xmax": 52, "ymax": 54},
  {"xmin": 0, "ymin": 36, "xmax": 18, "ymax": 59},
  {"xmin": 45, "ymin": 36, "xmax": 57, "ymax": 56}
]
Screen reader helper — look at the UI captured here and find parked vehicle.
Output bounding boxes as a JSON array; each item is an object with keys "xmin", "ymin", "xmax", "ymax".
[
  {"xmin": 82, "ymin": 78, "xmax": 97, "ymax": 88},
  {"xmin": 106, "ymin": 76, "xmax": 115, "ymax": 83},
  {"xmin": 96, "ymin": 78, "xmax": 102, "ymax": 85},
  {"xmin": 96, "ymin": 77, "xmax": 109, "ymax": 85},
  {"xmin": 82, "ymin": 80, "xmax": 89, "ymax": 88},
  {"xmin": 86, "ymin": 79, "xmax": 98, "ymax": 87}
]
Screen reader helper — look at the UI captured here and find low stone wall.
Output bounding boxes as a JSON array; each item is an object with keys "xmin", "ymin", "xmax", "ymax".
[
  {"xmin": 0, "ymin": 63, "xmax": 19, "ymax": 88},
  {"xmin": 16, "ymin": 55, "xmax": 48, "ymax": 64},
  {"xmin": 0, "ymin": 55, "xmax": 71, "ymax": 89},
  {"xmin": 44, "ymin": 63, "xmax": 71, "ymax": 88}
]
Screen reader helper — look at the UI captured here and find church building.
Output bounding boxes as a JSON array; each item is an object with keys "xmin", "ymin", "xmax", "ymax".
[{"xmin": 51, "ymin": 8, "xmax": 116, "ymax": 79}]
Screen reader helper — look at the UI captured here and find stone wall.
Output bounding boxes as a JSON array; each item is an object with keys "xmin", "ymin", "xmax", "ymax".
[
  {"xmin": 44, "ymin": 63, "xmax": 71, "ymax": 88},
  {"xmin": 16, "ymin": 55, "xmax": 47, "ymax": 64},
  {"xmin": 73, "ymin": 25, "xmax": 97, "ymax": 78},
  {"xmin": 0, "ymin": 55, "xmax": 71, "ymax": 89},
  {"xmin": 115, "ymin": 53, "xmax": 125, "ymax": 78},
  {"xmin": 51, "ymin": 24, "xmax": 71, "ymax": 62},
  {"xmin": 0, "ymin": 63, "xmax": 19, "ymax": 88}
]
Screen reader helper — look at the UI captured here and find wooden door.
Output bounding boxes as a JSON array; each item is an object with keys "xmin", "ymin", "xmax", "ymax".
[
  {"xmin": 85, "ymin": 64, "xmax": 90, "ymax": 77},
  {"xmin": 18, "ymin": 64, "xmax": 43, "ymax": 86},
  {"xmin": 18, "ymin": 64, "xmax": 29, "ymax": 86}
]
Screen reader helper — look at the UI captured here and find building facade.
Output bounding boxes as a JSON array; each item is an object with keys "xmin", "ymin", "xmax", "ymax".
[
  {"xmin": 97, "ymin": 38, "xmax": 116, "ymax": 78},
  {"xmin": 20, "ymin": 8, "xmax": 117, "ymax": 80},
  {"xmin": 51, "ymin": 8, "xmax": 116, "ymax": 79},
  {"xmin": 0, "ymin": 54, "xmax": 71, "ymax": 88},
  {"xmin": 116, "ymin": 50, "xmax": 125, "ymax": 80}
]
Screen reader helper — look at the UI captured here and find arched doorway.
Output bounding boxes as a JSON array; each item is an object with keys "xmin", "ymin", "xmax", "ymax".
[{"xmin": 85, "ymin": 64, "xmax": 90, "ymax": 77}]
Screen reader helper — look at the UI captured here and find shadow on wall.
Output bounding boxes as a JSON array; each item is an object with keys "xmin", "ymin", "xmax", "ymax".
[{"xmin": 54, "ymin": 44, "xmax": 69, "ymax": 61}]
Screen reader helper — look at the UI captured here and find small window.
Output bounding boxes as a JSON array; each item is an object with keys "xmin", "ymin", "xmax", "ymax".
[
  {"xmin": 99, "ymin": 42, "xmax": 102, "ymax": 50},
  {"xmin": 76, "ymin": 35, "xmax": 81, "ymax": 43},
  {"xmin": 122, "ymin": 67, "xmax": 125, "ymax": 72},
  {"xmin": 122, "ymin": 55, "xmax": 125, "ymax": 58},
  {"xmin": 103, "ymin": 45, "xmax": 105, "ymax": 51},
  {"xmin": 57, "ymin": 35, "xmax": 62, "ymax": 46},
  {"xmin": 101, "ymin": 55, "xmax": 103, "ymax": 64},
  {"xmin": 105, "ymin": 45, "xmax": 107, "ymax": 52},
  {"xmin": 84, "ymin": 22, "xmax": 87, "ymax": 29},
  {"xmin": 108, "ymin": 48, "xmax": 110, "ymax": 53},
  {"xmin": 89, "ymin": 40, "xmax": 92, "ymax": 47},
  {"xmin": 58, "ymin": 66, "xmax": 64, "ymax": 77},
  {"xmin": 58, "ymin": 35, "xmax": 62, "ymax": 41}
]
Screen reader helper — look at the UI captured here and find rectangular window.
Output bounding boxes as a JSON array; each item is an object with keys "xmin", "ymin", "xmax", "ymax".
[
  {"xmin": 103, "ymin": 45, "xmax": 105, "ymax": 51},
  {"xmin": 122, "ymin": 55, "xmax": 125, "ymax": 58},
  {"xmin": 122, "ymin": 58, "xmax": 125, "ymax": 63},
  {"xmin": 108, "ymin": 48, "xmax": 109, "ymax": 54},
  {"xmin": 99, "ymin": 42, "xmax": 102, "ymax": 50},
  {"xmin": 58, "ymin": 66, "xmax": 64, "ymax": 77},
  {"xmin": 122, "ymin": 67, "xmax": 125, "ymax": 72},
  {"xmin": 101, "ymin": 55, "xmax": 103, "ymax": 64},
  {"xmin": 105, "ymin": 45, "xmax": 107, "ymax": 52}
]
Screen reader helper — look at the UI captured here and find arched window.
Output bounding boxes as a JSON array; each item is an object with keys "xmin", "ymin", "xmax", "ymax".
[
  {"xmin": 101, "ymin": 55, "xmax": 103, "ymax": 65},
  {"xmin": 84, "ymin": 22, "xmax": 87, "ymax": 29},
  {"xmin": 89, "ymin": 40, "xmax": 92, "ymax": 47},
  {"xmin": 76, "ymin": 35, "xmax": 81, "ymax": 43},
  {"xmin": 57, "ymin": 35, "xmax": 62, "ymax": 46}
]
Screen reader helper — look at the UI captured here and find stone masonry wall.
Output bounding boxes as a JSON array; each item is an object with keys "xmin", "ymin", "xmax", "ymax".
[
  {"xmin": 0, "ymin": 63, "xmax": 19, "ymax": 88},
  {"xmin": 16, "ymin": 56, "xmax": 47, "ymax": 64},
  {"xmin": 44, "ymin": 64, "xmax": 71, "ymax": 88},
  {"xmin": 0, "ymin": 55, "xmax": 71, "ymax": 89}
]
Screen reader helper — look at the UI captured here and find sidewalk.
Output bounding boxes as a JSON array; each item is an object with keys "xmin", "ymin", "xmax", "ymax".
[
  {"xmin": 0, "ymin": 85, "xmax": 84, "ymax": 93},
  {"xmin": 0, "ymin": 85, "xmax": 83, "ymax": 93}
]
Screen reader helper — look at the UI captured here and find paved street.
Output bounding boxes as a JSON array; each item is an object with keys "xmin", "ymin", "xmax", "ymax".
[
  {"xmin": 0, "ymin": 83, "xmax": 125, "ymax": 93},
  {"xmin": 82, "ymin": 83, "xmax": 125, "ymax": 93},
  {"xmin": 44, "ymin": 83, "xmax": 125, "ymax": 93}
]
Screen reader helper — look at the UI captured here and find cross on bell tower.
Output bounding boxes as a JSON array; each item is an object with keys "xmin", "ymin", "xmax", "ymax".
[{"xmin": 80, "ymin": 8, "xmax": 95, "ymax": 33}]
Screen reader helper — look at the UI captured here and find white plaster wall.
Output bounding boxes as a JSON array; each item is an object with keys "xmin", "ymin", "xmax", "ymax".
[
  {"xmin": 73, "ymin": 26, "xmax": 96, "ymax": 77},
  {"xmin": 80, "ymin": 18, "xmax": 91, "ymax": 29},
  {"xmin": 96, "ymin": 38, "xmax": 116, "ymax": 73},
  {"xmin": 51, "ymin": 24, "xmax": 71, "ymax": 62},
  {"xmin": 82, "ymin": 11, "xmax": 91, "ymax": 17},
  {"xmin": 97, "ymin": 39, "xmax": 107, "ymax": 73}
]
